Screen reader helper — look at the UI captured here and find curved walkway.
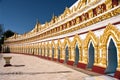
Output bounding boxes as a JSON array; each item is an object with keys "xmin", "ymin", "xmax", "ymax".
[{"xmin": 0, "ymin": 53, "xmax": 118, "ymax": 80}]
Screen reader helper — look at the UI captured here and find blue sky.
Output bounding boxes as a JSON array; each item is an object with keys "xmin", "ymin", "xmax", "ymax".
[{"xmin": 0, "ymin": 0, "xmax": 77, "ymax": 34}]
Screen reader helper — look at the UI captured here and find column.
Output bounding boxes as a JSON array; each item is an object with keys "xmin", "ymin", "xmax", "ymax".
[
  {"xmin": 70, "ymin": 46, "xmax": 75, "ymax": 61},
  {"xmin": 79, "ymin": 47, "xmax": 83, "ymax": 62},
  {"xmin": 61, "ymin": 47, "xmax": 65, "ymax": 60},
  {"xmin": 49, "ymin": 47, "xmax": 52, "ymax": 58},
  {"xmin": 83, "ymin": 47, "xmax": 88, "ymax": 64},
  {"xmin": 54, "ymin": 47, "xmax": 57, "ymax": 58},
  {"xmin": 94, "ymin": 46, "xmax": 99, "ymax": 65},
  {"xmin": 68, "ymin": 47, "xmax": 71, "ymax": 61},
  {"xmin": 101, "ymin": 45, "xmax": 107, "ymax": 67},
  {"xmin": 117, "ymin": 43, "xmax": 120, "ymax": 70}
]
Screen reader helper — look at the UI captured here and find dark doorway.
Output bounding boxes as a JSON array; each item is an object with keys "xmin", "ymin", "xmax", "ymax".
[
  {"xmin": 58, "ymin": 47, "xmax": 60, "ymax": 61},
  {"xmin": 44, "ymin": 48, "xmax": 46, "ymax": 56},
  {"xmin": 74, "ymin": 43, "xmax": 79, "ymax": 65},
  {"xmin": 41, "ymin": 48, "xmax": 42, "ymax": 56},
  {"xmin": 52, "ymin": 47, "xmax": 54, "ymax": 60},
  {"xmin": 105, "ymin": 39, "xmax": 118, "ymax": 75},
  {"xmin": 87, "ymin": 42, "xmax": 94, "ymax": 68},
  {"xmin": 47, "ymin": 48, "xmax": 49, "ymax": 57},
  {"xmin": 64, "ymin": 45, "xmax": 69, "ymax": 63}
]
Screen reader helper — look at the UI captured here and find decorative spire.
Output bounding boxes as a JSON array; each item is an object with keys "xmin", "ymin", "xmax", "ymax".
[{"xmin": 36, "ymin": 18, "xmax": 40, "ymax": 24}]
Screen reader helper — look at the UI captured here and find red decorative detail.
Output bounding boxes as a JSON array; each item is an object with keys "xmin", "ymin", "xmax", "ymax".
[
  {"xmin": 53, "ymin": 58, "xmax": 57, "ymax": 61},
  {"xmin": 93, "ymin": 8, "xmax": 97, "ymax": 17},
  {"xmin": 59, "ymin": 59, "xmax": 64, "ymax": 63},
  {"xmin": 67, "ymin": 61, "xmax": 74, "ymax": 66},
  {"xmin": 47, "ymin": 57, "xmax": 51, "ymax": 60},
  {"xmin": 114, "ymin": 70, "xmax": 120, "ymax": 79},
  {"xmin": 92, "ymin": 65, "xmax": 105, "ymax": 74},
  {"xmin": 85, "ymin": 13, "xmax": 89, "ymax": 20},
  {"xmin": 101, "ymin": 3, "xmax": 106, "ymax": 12},
  {"xmin": 44, "ymin": 56, "xmax": 48, "ymax": 59},
  {"xmin": 77, "ymin": 62, "xmax": 87, "ymax": 69},
  {"xmin": 112, "ymin": 0, "xmax": 118, "ymax": 8}
]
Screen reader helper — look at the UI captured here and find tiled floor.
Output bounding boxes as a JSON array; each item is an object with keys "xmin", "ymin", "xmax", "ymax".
[{"xmin": 0, "ymin": 53, "xmax": 118, "ymax": 80}]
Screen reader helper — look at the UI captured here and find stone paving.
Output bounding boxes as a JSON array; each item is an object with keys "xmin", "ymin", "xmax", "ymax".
[{"xmin": 0, "ymin": 53, "xmax": 118, "ymax": 80}]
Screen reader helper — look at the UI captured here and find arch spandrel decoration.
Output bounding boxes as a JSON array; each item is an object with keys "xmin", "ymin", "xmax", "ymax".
[
  {"xmin": 57, "ymin": 39, "xmax": 62, "ymax": 48},
  {"xmin": 100, "ymin": 23, "xmax": 120, "ymax": 69},
  {"xmin": 72, "ymin": 34, "xmax": 82, "ymax": 47},
  {"xmin": 100, "ymin": 24, "xmax": 120, "ymax": 44},
  {"xmin": 51, "ymin": 40, "xmax": 56, "ymax": 48},
  {"xmin": 72, "ymin": 34, "xmax": 83, "ymax": 61},
  {"xmin": 63, "ymin": 37, "xmax": 71, "ymax": 47},
  {"xmin": 83, "ymin": 31, "xmax": 99, "ymax": 64}
]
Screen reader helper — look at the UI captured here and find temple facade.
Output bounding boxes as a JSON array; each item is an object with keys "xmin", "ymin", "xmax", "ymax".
[{"xmin": 3, "ymin": 0, "xmax": 120, "ymax": 78}]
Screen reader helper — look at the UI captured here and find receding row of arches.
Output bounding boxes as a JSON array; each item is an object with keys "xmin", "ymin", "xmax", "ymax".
[{"xmin": 7, "ymin": 24, "xmax": 120, "ymax": 76}]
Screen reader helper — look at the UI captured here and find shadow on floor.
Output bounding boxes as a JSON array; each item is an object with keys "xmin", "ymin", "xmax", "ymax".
[
  {"xmin": 0, "ymin": 71, "xmax": 72, "ymax": 75},
  {"xmin": 12, "ymin": 65, "xmax": 25, "ymax": 67},
  {"xmin": 4, "ymin": 65, "xmax": 25, "ymax": 67}
]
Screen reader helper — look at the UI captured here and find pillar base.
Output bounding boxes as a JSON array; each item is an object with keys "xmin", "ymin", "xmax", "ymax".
[
  {"xmin": 92, "ymin": 64, "xmax": 106, "ymax": 74},
  {"xmin": 77, "ymin": 62, "xmax": 87, "ymax": 69},
  {"xmin": 53, "ymin": 58, "xmax": 57, "ymax": 61},
  {"xmin": 59, "ymin": 59, "xmax": 64, "ymax": 63},
  {"xmin": 44, "ymin": 56, "xmax": 47, "ymax": 59},
  {"xmin": 114, "ymin": 69, "xmax": 120, "ymax": 79},
  {"xmin": 48, "ymin": 57, "xmax": 51, "ymax": 60},
  {"xmin": 67, "ymin": 60, "xmax": 74, "ymax": 66}
]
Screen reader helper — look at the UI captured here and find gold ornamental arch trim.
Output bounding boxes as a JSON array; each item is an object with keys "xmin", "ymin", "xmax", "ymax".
[
  {"xmin": 72, "ymin": 34, "xmax": 82, "ymax": 47},
  {"xmin": 57, "ymin": 39, "xmax": 62, "ymax": 48},
  {"xmin": 51, "ymin": 40, "xmax": 56, "ymax": 48},
  {"xmin": 100, "ymin": 23, "xmax": 120, "ymax": 46},
  {"xmin": 47, "ymin": 42, "xmax": 51, "ymax": 49},
  {"xmin": 63, "ymin": 37, "xmax": 71, "ymax": 47},
  {"xmin": 44, "ymin": 43, "xmax": 47, "ymax": 49},
  {"xmin": 39, "ymin": 43, "xmax": 42, "ymax": 48},
  {"xmin": 84, "ymin": 31, "xmax": 98, "ymax": 48},
  {"xmin": 41, "ymin": 43, "xmax": 46, "ymax": 49}
]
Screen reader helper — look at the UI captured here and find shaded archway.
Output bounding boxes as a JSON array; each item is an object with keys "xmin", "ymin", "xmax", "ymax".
[
  {"xmin": 58, "ymin": 46, "xmax": 60, "ymax": 61},
  {"xmin": 44, "ymin": 47, "xmax": 46, "ymax": 57},
  {"xmin": 74, "ymin": 43, "xmax": 79, "ymax": 65},
  {"xmin": 64, "ymin": 45, "xmax": 69, "ymax": 63},
  {"xmin": 87, "ymin": 42, "xmax": 95, "ymax": 68},
  {"xmin": 47, "ymin": 48, "xmax": 49, "ymax": 57},
  {"xmin": 38, "ymin": 48, "xmax": 41, "ymax": 55},
  {"xmin": 105, "ymin": 38, "xmax": 118, "ymax": 75},
  {"xmin": 52, "ymin": 47, "xmax": 54, "ymax": 60},
  {"xmin": 41, "ymin": 48, "xmax": 43, "ymax": 56}
]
